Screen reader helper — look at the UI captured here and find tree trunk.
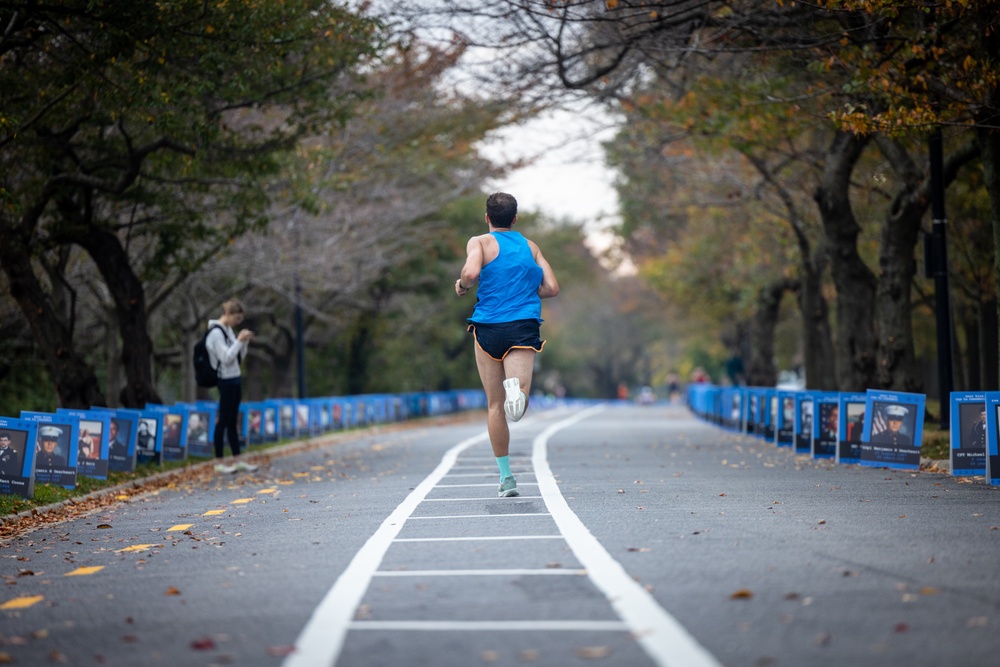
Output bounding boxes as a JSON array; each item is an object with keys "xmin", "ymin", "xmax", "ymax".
[
  {"xmin": 814, "ymin": 131, "xmax": 877, "ymax": 392},
  {"xmin": 0, "ymin": 236, "xmax": 106, "ymax": 409},
  {"xmin": 73, "ymin": 228, "xmax": 163, "ymax": 408},
  {"xmin": 874, "ymin": 192, "xmax": 923, "ymax": 392},
  {"xmin": 798, "ymin": 251, "xmax": 837, "ymax": 390},
  {"xmin": 746, "ymin": 279, "xmax": 796, "ymax": 387}
]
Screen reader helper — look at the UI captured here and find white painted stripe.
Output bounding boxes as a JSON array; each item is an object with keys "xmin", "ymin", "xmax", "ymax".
[
  {"xmin": 282, "ymin": 431, "xmax": 489, "ymax": 667},
  {"xmin": 407, "ymin": 513, "xmax": 550, "ymax": 520},
  {"xmin": 436, "ymin": 482, "xmax": 539, "ymax": 488},
  {"xmin": 394, "ymin": 535, "xmax": 561, "ymax": 542},
  {"xmin": 373, "ymin": 568, "xmax": 585, "ymax": 577},
  {"xmin": 349, "ymin": 620, "xmax": 628, "ymax": 631},
  {"xmin": 422, "ymin": 495, "xmax": 543, "ymax": 502},
  {"xmin": 444, "ymin": 472, "xmax": 535, "ymax": 478},
  {"xmin": 533, "ymin": 407, "xmax": 722, "ymax": 667}
]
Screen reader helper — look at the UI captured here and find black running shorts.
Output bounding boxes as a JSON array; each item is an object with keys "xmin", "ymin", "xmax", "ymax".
[{"xmin": 467, "ymin": 319, "xmax": 545, "ymax": 361}]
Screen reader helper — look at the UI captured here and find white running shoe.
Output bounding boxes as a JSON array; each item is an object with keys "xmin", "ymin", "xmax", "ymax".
[
  {"xmin": 503, "ymin": 377, "xmax": 526, "ymax": 422},
  {"xmin": 234, "ymin": 460, "xmax": 258, "ymax": 472},
  {"xmin": 214, "ymin": 463, "xmax": 237, "ymax": 474}
]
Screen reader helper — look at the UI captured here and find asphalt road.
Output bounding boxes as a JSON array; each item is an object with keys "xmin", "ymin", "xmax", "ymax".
[{"xmin": 1, "ymin": 403, "xmax": 999, "ymax": 667}]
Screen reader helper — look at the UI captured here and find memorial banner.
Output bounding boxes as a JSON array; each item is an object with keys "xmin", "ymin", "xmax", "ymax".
[
  {"xmin": 837, "ymin": 393, "xmax": 868, "ymax": 465},
  {"xmin": 860, "ymin": 390, "xmax": 925, "ymax": 470},
  {"xmin": 21, "ymin": 411, "xmax": 79, "ymax": 489},
  {"xmin": 950, "ymin": 393, "xmax": 987, "ymax": 477},
  {"xmin": 0, "ymin": 417, "xmax": 38, "ymax": 498}
]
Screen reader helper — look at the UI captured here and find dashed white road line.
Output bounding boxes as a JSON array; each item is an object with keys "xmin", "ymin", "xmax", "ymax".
[
  {"xmin": 282, "ymin": 430, "xmax": 489, "ymax": 667},
  {"xmin": 284, "ymin": 407, "xmax": 722, "ymax": 667}
]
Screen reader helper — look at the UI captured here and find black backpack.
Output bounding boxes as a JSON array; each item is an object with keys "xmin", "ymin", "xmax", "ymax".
[{"xmin": 193, "ymin": 325, "xmax": 228, "ymax": 388}]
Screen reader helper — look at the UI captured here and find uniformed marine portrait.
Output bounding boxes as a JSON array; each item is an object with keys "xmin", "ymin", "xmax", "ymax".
[
  {"xmin": 870, "ymin": 403, "xmax": 914, "ymax": 448},
  {"xmin": 35, "ymin": 425, "xmax": 67, "ymax": 469}
]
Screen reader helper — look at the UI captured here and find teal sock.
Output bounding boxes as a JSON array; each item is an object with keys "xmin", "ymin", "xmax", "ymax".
[{"xmin": 496, "ymin": 455, "xmax": 512, "ymax": 480}]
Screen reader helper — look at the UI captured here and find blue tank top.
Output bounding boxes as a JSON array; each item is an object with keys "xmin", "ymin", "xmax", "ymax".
[{"xmin": 469, "ymin": 231, "xmax": 543, "ymax": 324}]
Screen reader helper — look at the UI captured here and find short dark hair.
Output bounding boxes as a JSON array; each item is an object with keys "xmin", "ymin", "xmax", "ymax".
[{"xmin": 486, "ymin": 192, "xmax": 517, "ymax": 228}]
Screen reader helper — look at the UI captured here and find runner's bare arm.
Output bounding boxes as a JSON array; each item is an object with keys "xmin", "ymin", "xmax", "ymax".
[
  {"xmin": 533, "ymin": 244, "xmax": 559, "ymax": 299},
  {"xmin": 456, "ymin": 236, "xmax": 485, "ymax": 296}
]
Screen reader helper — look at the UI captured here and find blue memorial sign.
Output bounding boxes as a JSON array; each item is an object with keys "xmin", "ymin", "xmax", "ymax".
[
  {"xmin": 56, "ymin": 408, "xmax": 111, "ymax": 479},
  {"xmin": 776, "ymin": 391, "xmax": 797, "ymax": 448},
  {"xmin": 950, "ymin": 393, "xmax": 987, "ymax": 477},
  {"xmin": 763, "ymin": 389, "xmax": 777, "ymax": 442},
  {"xmin": 794, "ymin": 393, "xmax": 814, "ymax": 455},
  {"xmin": 746, "ymin": 390, "xmax": 760, "ymax": 436},
  {"xmin": 837, "ymin": 393, "xmax": 868, "ymax": 465},
  {"xmin": 21, "ymin": 411, "xmax": 79, "ymax": 489},
  {"xmin": 860, "ymin": 390, "xmax": 925, "ymax": 470},
  {"xmin": 0, "ymin": 417, "xmax": 38, "ymax": 498},
  {"xmin": 811, "ymin": 392, "xmax": 840, "ymax": 459},
  {"xmin": 173, "ymin": 403, "xmax": 214, "ymax": 458},
  {"xmin": 146, "ymin": 404, "xmax": 189, "ymax": 462},
  {"xmin": 985, "ymin": 392, "xmax": 1000, "ymax": 486},
  {"xmin": 137, "ymin": 411, "xmax": 164, "ymax": 465},
  {"xmin": 91, "ymin": 407, "xmax": 139, "ymax": 472}
]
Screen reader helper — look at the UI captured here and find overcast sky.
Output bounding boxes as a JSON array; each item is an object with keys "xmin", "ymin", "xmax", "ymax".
[{"xmin": 478, "ymin": 106, "xmax": 621, "ymax": 232}]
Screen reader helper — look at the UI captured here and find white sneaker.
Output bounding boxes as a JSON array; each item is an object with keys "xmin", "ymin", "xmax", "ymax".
[
  {"xmin": 214, "ymin": 463, "xmax": 237, "ymax": 474},
  {"xmin": 503, "ymin": 378, "xmax": 526, "ymax": 422},
  {"xmin": 234, "ymin": 460, "xmax": 258, "ymax": 472}
]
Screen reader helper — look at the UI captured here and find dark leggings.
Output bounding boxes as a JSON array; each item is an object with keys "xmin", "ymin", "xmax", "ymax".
[{"xmin": 215, "ymin": 379, "xmax": 242, "ymax": 458}]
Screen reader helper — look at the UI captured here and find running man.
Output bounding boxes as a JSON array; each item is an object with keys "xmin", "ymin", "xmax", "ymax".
[{"xmin": 455, "ymin": 192, "xmax": 559, "ymax": 497}]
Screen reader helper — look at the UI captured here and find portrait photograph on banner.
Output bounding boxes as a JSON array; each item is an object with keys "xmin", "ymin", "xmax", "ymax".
[
  {"xmin": 811, "ymin": 392, "xmax": 839, "ymax": 459},
  {"xmin": 794, "ymin": 393, "xmax": 814, "ymax": 455},
  {"xmin": 20, "ymin": 411, "xmax": 80, "ymax": 489},
  {"xmin": 56, "ymin": 408, "xmax": 111, "ymax": 480},
  {"xmin": 985, "ymin": 392, "xmax": 1000, "ymax": 486},
  {"xmin": 837, "ymin": 393, "xmax": 868, "ymax": 465},
  {"xmin": 0, "ymin": 418, "xmax": 38, "ymax": 498},
  {"xmin": 950, "ymin": 393, "xmax": 987, "ymax": 477},
  {"xmin": 860, "ymin": 390, "xmax": 926, "ymax": 470}
]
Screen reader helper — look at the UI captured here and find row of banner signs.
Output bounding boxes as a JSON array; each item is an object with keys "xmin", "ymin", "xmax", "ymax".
[
  {"xmin": 686, "ymin": 385, "xmax": 1000, "ymax": 486},
  {"xmin": 0, "ymin": 390, "xmax": 487, "ymax": 500}
]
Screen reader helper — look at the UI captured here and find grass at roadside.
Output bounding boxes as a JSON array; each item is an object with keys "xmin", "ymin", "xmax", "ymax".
[{"xmin": 0, "ymin": 456, "xmax": 214, "ymax": 518}]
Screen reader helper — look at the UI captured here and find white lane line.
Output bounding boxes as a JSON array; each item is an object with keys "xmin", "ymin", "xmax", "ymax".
[
  {"xmin": 436, "ymin": 482, "xmax": 539, "ymax": 488},
  {"xmin": 534, "ymin": 407, "xmax": 722, "ymax": 667},
  {"xmin": 373, "ymin": 568, "xmax": 585, "ymax": 577},
  {"xmin": 282, "ymin": 431, "xmax": 488, "ymax": 667},
  {"xmin": 393, "ymin": 535, "xmax": 561, "ymax": 542},
  {"xmin": 444, "ymin": 472, "xmax": 536, "ymax": 478},
  {"xmin": 406, "ymin": 513, "xmax": 550, "ymax": 520},
  {"xmin": 349, "ymin": 620, "xmax": 628, "ymax": 631},
  {"xmin": 422, "ymin": 496, "xmax": 543, "ymax": 502}
]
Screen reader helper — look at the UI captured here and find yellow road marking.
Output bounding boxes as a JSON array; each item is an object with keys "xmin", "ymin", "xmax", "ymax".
[
  {"xmin": 118, "ymin": 544, "xmax": 156, "ymax": 553},
  {"xmin": 65, "ymin": 566, "xmax": 104, "ymax": 577},
  {"xmin": 231, "ymin": 498, "xmax": 253, "ymax": 504},
  {"xmin": 167, "ymin": 524, "xmax": 194, "ymax": 532},
  {"xmin": 1, "ymin": 595, "xmax": 44, "ymax": 610},
  {"xmin": 203, "ymin": 509, "xmax": 225, "ymax": 516}
]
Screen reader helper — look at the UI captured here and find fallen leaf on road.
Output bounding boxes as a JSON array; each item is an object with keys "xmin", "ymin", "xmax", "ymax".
[
  {"xmin": 266, "ymin": 646, "xmax": 297, "ymax": 657},
  {"xmin": 480, "ymin": 649, "xmax": 499, "ymax": 662},
  {"xmin": 576, "ymin": 646, "xmax": 612, "ymax": 659},
  {"xmin": 627, "ymin": 547, "xmax": 650, "ymax": 552},
  {"xmin": 518, "ymin": 648, "xmax": 539, "ymax": 662},
  {"xmin": 730, "ymin": 589, "xmax": 754, "ymax": 600},
  {"xmin": 893, "ymin": 623, "xmax": 909, "ymax": 633},
  {"xmin": 815, "ymin": 632, "xmax": 832, "ymax": 646},
  {"xmin": 966, "ymin": 616, "xmax": 988, "ymax": 627},
  {"xmin": 191, "ymin": 637, "xmax": 216, "ymax": 650},
  {"xmin": 165, "ymin": 586, "xmax": 181, "ymax": 596},
  {"xmin": 96, "ymin": 524, "xmax": 112, "ymax": 529}
]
